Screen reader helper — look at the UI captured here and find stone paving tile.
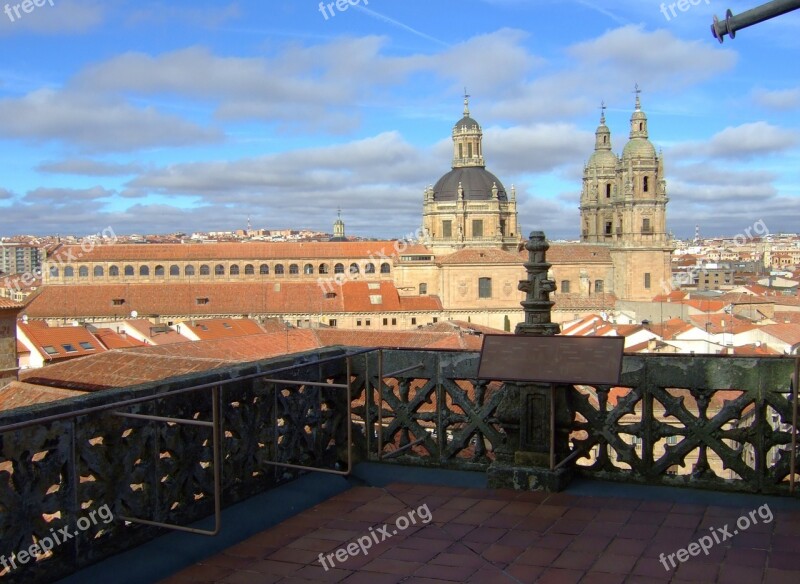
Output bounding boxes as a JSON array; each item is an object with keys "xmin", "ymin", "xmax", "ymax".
[{"xmin": 159, "ymin": 481, "xmax": 800, "ymax": 584}]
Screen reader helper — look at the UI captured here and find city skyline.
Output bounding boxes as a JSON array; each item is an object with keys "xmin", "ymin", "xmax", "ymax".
[{"xmin": 0, "ymin": 1, "xmax": 798, "ymax": 239}]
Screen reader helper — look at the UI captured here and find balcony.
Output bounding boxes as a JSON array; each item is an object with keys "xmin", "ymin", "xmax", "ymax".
[{"xmin": 1, "ymin": 348, "xmax": 799, "ymax": 583}]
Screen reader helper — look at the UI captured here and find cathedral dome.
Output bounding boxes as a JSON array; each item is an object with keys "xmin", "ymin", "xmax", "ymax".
[
  {"xmin": 455, "ymin": 115, "xmax": 480, "ymax": 131},
  {"xmin": 588, "ymin": 149, "xmax": 618, "ymax": 168},
  {"xmin": 432, "ymin": 167, "xmax": 507, "ymax": 202},
  {"xmin": 622, "ymin": 138, "xmax": 656, "ymax": 160}
]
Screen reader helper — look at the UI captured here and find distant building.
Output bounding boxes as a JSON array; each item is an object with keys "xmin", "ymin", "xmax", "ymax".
[{"xmin": 0, "ymin": 243, "xmax": 42, "ymax": 276}]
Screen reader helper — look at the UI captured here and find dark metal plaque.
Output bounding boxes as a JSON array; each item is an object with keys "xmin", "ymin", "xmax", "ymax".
[{"xmin": 477, "ymin": 335, "xmax": 625, "ymax": 385}]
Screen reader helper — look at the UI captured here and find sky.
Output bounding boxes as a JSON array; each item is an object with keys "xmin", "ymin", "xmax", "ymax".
[{"xmin": 0, "ymin": 0, "xmax": 798, "ymax": 241}]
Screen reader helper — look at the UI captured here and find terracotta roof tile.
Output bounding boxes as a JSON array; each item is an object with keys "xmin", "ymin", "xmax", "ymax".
[
  {"xmin": 0, "ymin": 382, "xmax": 85, "ymax": 412},
  {"xmin": 546, "ymin": 245, "xmax": 612, "ymax": 263},
  {"xmin": 178, "ymin": 318, "xmax": 266, "ymax": 340},
  {"xmin": 52, "ymin": 241, "xmax": 402, "ymax": 262},
  {"xmin": 17, "ymin": 322, "xmax": 107, "ymax": 362},
  {"xmin": 437, "ymin": 248, "xmax": 522, "ymax": 265},
  {"xmin": 0, "ymin": 298, "xmax": 24, "ymax": 310},
  {"xmin": 93, "ymin": 328, "xmax": 147, "ymax": 349}
]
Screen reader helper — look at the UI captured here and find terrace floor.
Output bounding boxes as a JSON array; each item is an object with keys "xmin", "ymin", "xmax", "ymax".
[{"xmin": 58, "ymin": 464, "xmax": 800, "ymax": 584}]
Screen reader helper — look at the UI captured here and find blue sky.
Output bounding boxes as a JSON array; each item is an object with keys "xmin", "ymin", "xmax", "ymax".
[{"xmin": 0, "ymin": 0, "xmax": 798, "ymax": 239}]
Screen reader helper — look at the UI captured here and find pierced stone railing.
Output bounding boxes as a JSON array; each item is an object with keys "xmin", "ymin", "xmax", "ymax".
[{"xmin": 354, "ymin": 349, "xmax": 800, "ymax": 496}]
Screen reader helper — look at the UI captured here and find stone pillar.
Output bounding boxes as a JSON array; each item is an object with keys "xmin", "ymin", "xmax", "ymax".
[{"xmin": 488, "ymin": 231, "xmax": 574, "ymax": 491}]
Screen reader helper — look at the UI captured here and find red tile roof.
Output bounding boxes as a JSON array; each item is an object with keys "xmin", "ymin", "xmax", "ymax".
[
  {"xmin": 179, "ymin": 318, "xmax": 266, "ymax": 340},
  {"xmin": 0, "ymin": 382, "xmax": 85, "ymax": 411},
  {"xmin": 546, "ymin": 245, "xmax": 612, "ymax": 263},
  {"xmin": 437, "ymin": 247, "xmax": 523, "ymax": 265},
  {"xmin": 93, "ymin": 328, "xmax": 147, "ymax": 349},
  {"xmin": 23, "ymin": 281, "xmax": 441, "ymax": 318},
  {"xmin": 50, "ymin": 241, "xmax": 403, "ymax": 262},
  {"xmin": 17, "ymin": 322, "xmax": 107, "ymax": 362},
  {"xmin": 123, "ymin": 319, "xmax": 187, "ymax": 344},
  {"xmin": 0, "ymin": 298, "xmax": 24, "ymax": 310},
  {"xmin": 648, "ymin": 318, "xmax": 696, "ymax": 340},
  {"xmin": 688, "ymin": 314, "xmax": 758, "ymax": 335}
]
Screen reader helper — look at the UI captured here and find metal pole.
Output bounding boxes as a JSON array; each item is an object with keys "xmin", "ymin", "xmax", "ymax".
[
  {"xmin": 791, "ymin": 355, "xmax": 799, "ymax": 493},
  {"xmin": 712, "ymin": 0, "xmax": 800, "ymax": 43}
]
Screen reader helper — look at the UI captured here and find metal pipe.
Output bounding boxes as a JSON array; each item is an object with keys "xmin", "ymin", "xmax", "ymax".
[
  {"xmin": 553, "ymin": 447, "xmax": 585, "ymax": 471},
  {"xmin": 382, "ymin": 436, "xmax": 426, "ymax": 459},
  {"xmin": 383, "ymin": 363, "xmax": 425, "ymax": 378},
  {"xmin": 112, "ymin": 412, "xmax": 213, "ymax": 428},
  {"xmin": 712, "ymin": 0, "xmax": 800, "ymax": 43},
  {"xmin": 791, "ymin": 355, "xmax": 799, "ymax": 493}
]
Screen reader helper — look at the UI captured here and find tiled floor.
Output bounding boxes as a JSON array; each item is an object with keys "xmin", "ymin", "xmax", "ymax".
[{"xmin": 160, "ymin": 482, "xmax": 800, "ymax": 583}]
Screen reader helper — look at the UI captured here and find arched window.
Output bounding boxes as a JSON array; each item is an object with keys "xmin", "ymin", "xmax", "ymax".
[
  {"xmin": 79, "ymin": 266, "xmax": 88, "ymax": 278},
  {"xmin": 643, "ymin": 176, "xmax": 649, "ymax": 192},
  {"xmin": 200, "ymin": 264, "xmax": 210, "ymax": 276},
  {"xmin": 93, "ymin": 266, "xmax": 104, "ymax": 277},
  {"xmin": 109, "ymin": 265, "xmax": 119, "ymax": 277},
  {"xmin": 275, "ymin": 264, "xmax": 285, "ymax": 275},
  {"xmin": 304, "ymin": 263, "xmax": 314, "ymax": 275},
  {"xmin": 289, "ymin": 264, "xmax": 299, "ymax": 275},
  {"xmin": 214, "ymin": 264, "xmax": 225, "ymax": 276},
  {"xmin": 50, "ymin": 266, "xmax": 59, "ymax": 278},
  {"xmin": 365, "ymin": 263, "xmax": 375, "ymax": 274},
  {"xmin": 185, "ymin": 265, "xmax": 195, "ymax": 276},
  {"xmin": 155, "ymin": 265, "xmax": 165, "ymax": 277},
  {"xmin": 230, "ymin": 265, "xmax": 240, "ymax": 276},
  {"xmin": 259, "ymin": 264, "xmax": 269, "ymax": 275},
  {"xmin": 334, "ymin": 263, "xmax": 345, "ymax": 274},
  {"xmin": 64, "ymin": 266, "xmax": 74, "ymax": 278},
  {"xmin": 319, "ymin": 263, "xmax": 329, "ymax": 274},
  {"xmin": 245, "ymin": 264, "xmax": 254, "ymax": 275},
  {"xmin": 140, "ymin": 265, "xmax": 150, "ymax": 276},
  {"xmin": 170, "ymin": 265, "xmax": 180, "ymax": 276},
  {"xmin": 380, "ymin": 263, "xmax": 391, "ymax": 274},
  {"xmin": 124, "ymin": 265, "xmax": 134, "ymax": 276},
  {"xmin": 595, "ymin": 280, "xmax": 604, "ymax": 293},
  {"xmin": 349, "ymin": 263, "xmax": 360, "ymax": 274}
]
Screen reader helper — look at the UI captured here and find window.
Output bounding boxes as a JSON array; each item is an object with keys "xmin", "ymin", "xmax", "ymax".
[
  {"xmin": 411, "ymin": 318, "xmax": 417, "ymax": 325},
  {"xmin": 64, "ymin": 266, "xmax": 74, "ymax": 278},
  {"xmin": 644, "ymin": 273, "xmax": 651, "ymax": 289},
  {"xmin": 606, "ymin": 184, "xmax": 611, "ymax": 198},
  {"xmin": 289, "ymin": 264, "xmax": 299, "ymax": 275},
  {"xmin": 478, "ymin": 277, "xmax": 492, "ymax": 298},
  {"xmin": 468, "ymin": 143, "xmax": 473, "ymax": 158},
  {"xmin": 42, "ymin": 345, "xmax": 58, "ymax": 355},
  {"xmin": 329, "ymin": 319, "xmax": 337, "ymax": 327},
  {"xmin": 112, "ymin": 298, "xmax": 125, "ymax": 306},
  {"xmin": 245, "ymin": 264, "xmax": 254, "ymax": 275},
  {"xmin": 304, "ymin": 264, "xmax": 314, "ymax": 275},
  {"xmin": 383, "ymin": 318, "xmax": 388, "ymax": 326},
  {"xmin": 643, "ymin": 176, "xmax": 649, "ymax": 192},
  {"xmin": 666, "ymin": 436, "xmax": 678, "ymax": 445},
  {"xmin": 472, "ymin": 219, "xmax": 483, "ymax": 237},
  {"xmin": 79, "ymin": 266, "xmax": 88, "ymax": 278},
  {"xmin": 364, "ymin": 263, "xmax": 375, "ymax": 274},
  {"xmin": 275, "ymin": 264, "xmax": 285, "ymax": 275},
  {"xmin": 356, "ymin": 320, "xmax": 362, "ymax": 327},
  {"xmin": 433, "ymin": 317, "xmax": 438, "ymax": 323},
  {"xmin": 215, "ymin": 264, "xmax": 225, "ymax": 276},
  {"xmin": 642, "ymin": 218, "xmax": 651, "ymax": 233},
  {"xmin": 442, "ymin": 220, "xmax": 452, "ymax": 238},
  {"xmin": 139, "ymin": 265, "xmax": 149, "ymax": 276},
  {"xmin": 334, "ymin": 263, "xmax": 345, "ymax": 274},
  {"xmin": 230, "ymin": 265, "xmax": 240, "ymax": 276},
  {"xmin": 369, "ymin": 295, "xmax": 382, "ymax": 304},
  {"xmin": 365, "ymin": 319, "xmax": 371, "ymax": 327},
  {"xmin": 185, "ymin": 265, "xmax": 195, "ymax": 276},
  {"xmin": 124, "ymin": 265, "xmax": 134, "ymax": 276},
  {"xmin": 93, "ymin": 266, "xmax": 103, "ymax": 277},
  {"xmin": 419, "ymin": 283, "xmax": 427, "ymax": 295},
  {"xmin": 62, "ymin": 343, "xmax": 77, "ymax": 353},
  {"xmin": 458, "ymin": 144, "xmax": 463, "ymax": 158},
  {"xmin": 349, "ymin": 263, "xmax": 360, "ymax": 274},
  {"xmin": 79, "ymin": 341, "xmax": 94, "ymax": 350},
  {"xmin": 561, "ymin": 280, "xmax": 571, "ymax": 293},
  {"xmin": 196, "ymin": 297, "xmax": 209, "ymax": 305},
  {"xmin": 605, "ymin": 222, "xmax": 613, "ymax": 235},
  {"xmin": 391, "ymin": 318, "xmax": 397, "ymax": 325},
  {"xmin": 155, "ymin": 265, "xmax": 165, "ymax": 277},
  {"xmin": 380, "ymin": 263, "xmax": 391, "ymax": 274},
  {"xmin": 170, "ymin": 265, "xmax": 180, "ymax": 276},
  {"xmin": 595, "ymin": 280, "xmax": 604, "ymax": 293},
  {"xmin": 259, "ymin": 264, "xmax": 269, "ymax": 275},
  {"xmin": 319, "ymin": 264, "xmax": 329, "ymax": 275}
]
